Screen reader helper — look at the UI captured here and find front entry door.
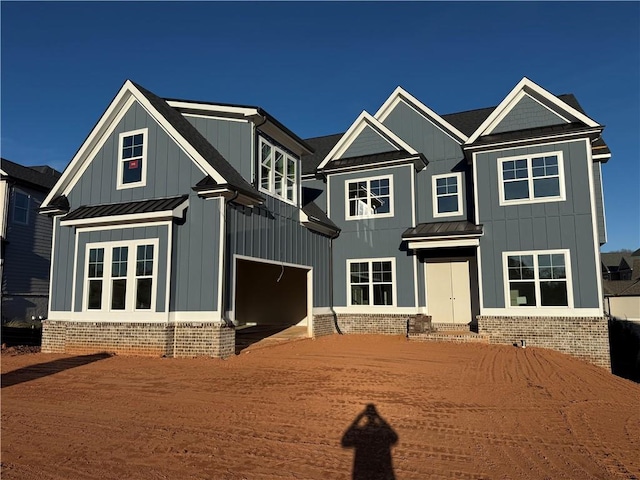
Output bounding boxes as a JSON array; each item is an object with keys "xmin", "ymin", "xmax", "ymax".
[{"xmin": 425, "ymin": 260, "xmax": 471, "ymax": 324}]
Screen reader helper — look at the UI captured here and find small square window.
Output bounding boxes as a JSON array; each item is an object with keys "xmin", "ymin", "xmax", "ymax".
[
  {"xmin": 432, "ymin": 173, "xmax": 463, "ymax": 218},
  {"xmin": 499, "ymin": 152, "xmax": 564, "ymax": 205},
  {"xmin": 117, "ymin": 129, "xmax": 147, "ymax": 189}
]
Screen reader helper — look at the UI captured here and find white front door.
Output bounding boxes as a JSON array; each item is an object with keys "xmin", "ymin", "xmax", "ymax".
[{"xmin": 425, "ymin": 259, "xmax": 471, "ymax": 324}]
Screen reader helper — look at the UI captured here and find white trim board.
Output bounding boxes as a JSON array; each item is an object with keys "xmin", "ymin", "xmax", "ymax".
[
  {"xmin": 466, "ymin": 77, "xmax": 600, "ymax": 145},
  {"xmin": 407, "ymin": 238, "xmax": 480, "ymax": 250},
  {"xmin": 60, "ymin": 201, "xmax": 188, "ymax": 227},
  {"xmin": 316, "ymin": 111, "xmax": 418, "ymax": 171}
]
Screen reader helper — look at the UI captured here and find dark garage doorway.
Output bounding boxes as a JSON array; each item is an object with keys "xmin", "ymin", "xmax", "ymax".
[{"xmin": 233, "ymin": 257, "xmax": 311, "ymax": 352}]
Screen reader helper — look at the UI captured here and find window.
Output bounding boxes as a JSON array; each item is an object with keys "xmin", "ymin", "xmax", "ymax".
[
  {"xmin": 346, "ymin": 175, "xmax": 393, "ymax": 220},
  {"xmin": 258, "ymin": 136, "xmax": 298, "ymax": 204},
  {"xmin": 13, "ymin": 191, "xmax": 30, "ymax": 225},
  {"xmin": 498, "ymin": 152, "xmax": 565, "ymax": 205},
  {"xmin": 117, "ymin": 128, "xmax": 148, "ymax": 189},
  {"xmin": 432, "ymin": 173, "xmax": 463, "ymax": 217},
  {"xmin": 84, "ymin": 240, "xmax": 157, "ymax": 312},
  {"xmin": 348, "ymin": 259, "xmax": 395, "ymax": 306},
  {"xmin": 504, "ymin": 250, "xmax": 571, "ymax": 308}
]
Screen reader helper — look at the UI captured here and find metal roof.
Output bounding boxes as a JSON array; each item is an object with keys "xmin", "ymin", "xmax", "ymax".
[
  {"xmin": 63, "ymin": 195, "xmax": 188, "ymax": 221},
  {"xmin": 402, "ymin": 221, "xmax": 483, "ymax": 239}
]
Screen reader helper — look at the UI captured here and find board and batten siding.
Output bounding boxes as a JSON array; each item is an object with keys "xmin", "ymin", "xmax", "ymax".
[
  {"xmin": 592, "ymin": 162, "xmax": 607, "ymax": 245},
  {"xmin": 491, "ymin": 94, "xmax": 567, "ymax": 134},
  {"xmin": 338, "ymin": 126, "xmax": 396, "ymax": 159},
  {"xmin": 475, "ymin": 139, "xmax": 600, "ymax": 309},
  {"xmin": 328, "ymin": 164, "xmax": 416, "ymax": 308},
  {"xmin": 184, "ymin": 115, "xmax": 253, "ymax": 182},
  {"xmin": 380, "ymin": 99, "xmax": 470, "ymax": 224},
  {"xmin": 225, "ymin": 194, "xmax": 331, "ymax": 309}
]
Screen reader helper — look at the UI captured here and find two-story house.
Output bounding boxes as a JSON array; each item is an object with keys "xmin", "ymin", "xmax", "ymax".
[
  {"xmin": 1, "ymin": 159, "xmax": 60, "ymax": 323},
  {"xmin": 40, "ymin": 77, "xmax": 611, "ymax": 368}
]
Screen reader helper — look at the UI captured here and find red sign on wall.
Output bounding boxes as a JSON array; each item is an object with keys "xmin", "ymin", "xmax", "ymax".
[{"xmin": 128, "ymin": 160, "xmax": 139, "ymax": 169}]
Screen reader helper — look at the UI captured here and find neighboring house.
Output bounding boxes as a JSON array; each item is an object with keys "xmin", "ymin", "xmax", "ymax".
[
  {"xmin": 603, "ymin": 249, "xmax": 640, "ymax": 321},
  {"xmin": 1, "ymin": 159, "xmax": 61, "ymax": 322},
  {"xmin": 41, "ymin": 77, "xmax": 612, "ymax": 368}
]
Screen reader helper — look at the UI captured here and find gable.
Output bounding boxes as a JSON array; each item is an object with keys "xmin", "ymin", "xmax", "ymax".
[
  {"xmin": 338, "ymin": 125, "xmax": 397, "ymax": 159},
  {"xmin": 67, "ymin": 100, "xmax": 207, "ymax": 208},
  {"xmin": 491, "ymin": 94, "xmax": 568, "ymax": 134},
  {"xmin": 381, "ymin": 99, "xmax": 463, "ymax": 162}
]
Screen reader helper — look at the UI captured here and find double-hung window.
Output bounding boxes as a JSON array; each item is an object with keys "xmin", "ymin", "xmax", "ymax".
[
  {"xmin": 498, "ymin": 152, "xmax": 565, "ymax": 205},
  {"xmin": 84, "ymin": 240, "xmax": 157, "ymax": 312},
  {"xmin": 348, "ymin": 259, "xmax": 395, "ymax": 306},
  {"xmin": 346, "ymin": 175, "xmax": 393, "ymax": 220},
  {"xmin": 504, "ymin": 250, "xmax": 572, "ymax": 308},
  {"xmin": 117, "ymin": 128, "xmax": 148, "ymax": 189},
  {"xmin": 432, "ymin": 173, "xmax": 463, "ymax": 217},
  {"xmin": 259, "ymin": 136, "xmax": 298, "ymax": 204},
  {"xmin": 13, "ymin": 191, "xmax": 30, "ymax": 225}
]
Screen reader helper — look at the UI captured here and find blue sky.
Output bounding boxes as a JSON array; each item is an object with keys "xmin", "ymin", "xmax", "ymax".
[{"xmin": 1, "ymin": 2, "xmax": 638, "ymax": 251}]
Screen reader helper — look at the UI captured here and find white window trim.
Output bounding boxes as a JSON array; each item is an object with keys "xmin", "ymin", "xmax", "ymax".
[
  {"xmin": 344, "ymin": 174, "xmax": 394, "ymax": 221},
  {"xmin": 501, "ymin": 249, "xmax": 574, "ymax": 311},
  {"xmin": 13, "ymin": 191, "xmax": 30, "ymax": 225},
  {"xmin": 116, "ymin": 128, "xmax": 149, "ymax": 190},
  {"xmin": 83, "ymin": 238, "xmax": 159, "ymax": 313},
  {"xmin": 346, "ymin": 257, "xmax": 397, "ymax": 308},
  {"xmin": 257, "ymin": 136, "xmax": 298, "ymax": 206},
  {"xmin": 497, "ymin": 151, "xmax": 566, "ymax": 206},
  {"xmin": 432, "ymin": 172, "xmax": 463, "ymax": 218}
]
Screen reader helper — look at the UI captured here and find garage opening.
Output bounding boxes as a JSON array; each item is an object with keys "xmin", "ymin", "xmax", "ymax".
[{"xmin": 233, "ymin": 257, "xmax": 311, "ymax": 353}]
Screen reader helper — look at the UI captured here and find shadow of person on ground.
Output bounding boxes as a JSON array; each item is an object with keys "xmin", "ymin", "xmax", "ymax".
[
  {"xmin": 2, "ymin": 352, "xmax": 112, "ymax": 388},
  {"xmin": 342, "ymin": 403, "xmax": 398, "ymax": 480}
]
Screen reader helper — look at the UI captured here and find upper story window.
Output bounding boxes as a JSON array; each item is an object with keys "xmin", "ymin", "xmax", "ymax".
[
  {"xmin": 345, "ymin": 175, "xmax": 393, "ymax": 220},
  {"xmin": 13, "ymin": 191, "xmax": 30, "ymax": 225},
  {"xmin": 503, "ymin": 250, "xmax": 572, "ymax": 308},
  {"xmin": 432, "ymin": 173, "xmax": 463, "ymax": 218},
  {"xmin": 498, "ymin": 151, "xmax": 565, "ymax": 206},
  {"xmin": 85, "ymin": 239, "xmax": 157, "ymax": 312},
  {"xmin": 258, "ymin": 136, "xmax": 298, "ymax": 204},
  {"xmin": 117, "ymin": 128, "xmax": 148, "ymax": 190}
]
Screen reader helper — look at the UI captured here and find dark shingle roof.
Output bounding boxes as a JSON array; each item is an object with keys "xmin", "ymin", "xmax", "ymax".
[
  {"xmin": 1, "ymin": 158, "xmax": 61, "ymax": 191},
  {"xmin": 603, "ymin": 279, "xmax": 640, "ymax": 297},
  {"xmin": 63, "ymin": 195, "xmax": 188, "ymax": 221},
  {"xmin": 402, "ymin": 221, "xmax": 483, "ymax": 239},
  {"xmin": 131, "ymin": 82, "xmax": 261, "ymax": 201},
  {"xmin": 301, "ymin": 200, "xmax": 339, "ymax": 234},
  {"xmin": 322, "ymin": 150, "xmax": 427, "ymax": 173},
  {"xmin": 301, "ymin": 133, "xmax": 343, "ymax": 176},
  {"xmin": 469, "ymin": 122, "xmax": 598, "ymax": 147}
]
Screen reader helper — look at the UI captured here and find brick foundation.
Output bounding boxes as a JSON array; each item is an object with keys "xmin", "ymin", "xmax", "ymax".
[
  {"xmin": 334, "ymin": 314, "xmax": 409, "ymax": 335},
  {"xmin": 312, "ymin": 314, "xmax": 336, "ymax": 337},
  {"xmin": 477, "ymin": 315, "xmax": 611, "ymax": 369},
  {"xmin": 41, "ymin": 320, "xmax": 235, "ymax": 359}
]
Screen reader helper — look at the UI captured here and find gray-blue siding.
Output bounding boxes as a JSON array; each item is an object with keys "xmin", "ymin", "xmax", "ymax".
[
  {"xmin": 184, "ymin": 115, "xmax": 254, "ymax": 182},
  {"xmin": 492, "ymin": 95, "xmax": 567, "ymax": 134},
  {"xmin": 225, "ymin": 195, "xmax": 331, "ymax": 308},
  {"xmin": 475, "ymin": 139, "xmax": 600, "ymax": 309},
  {"xmin": 380, "ymin": 100, "xmax": 470, "ymax": 224},
  {"xmin": 328, "ymin": 165, "xmax": 416, "ymax": 308},
  {"xmin": 592, "ymin": 162, "xmax": 607, "ymax": 245},
  {"xmin": 339, "ymin": 126, "xmax": 396, "ymax": 159}
]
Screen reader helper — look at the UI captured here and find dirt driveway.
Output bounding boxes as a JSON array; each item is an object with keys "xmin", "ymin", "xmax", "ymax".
[{"xmin": 2, "ymin": 335, "xmax": 639, "ymax": 479}]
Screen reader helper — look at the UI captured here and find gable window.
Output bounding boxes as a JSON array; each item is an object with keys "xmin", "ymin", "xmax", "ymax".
[
  {"xmin": 13, "ymin": 191, "xmax": 30, "ymax": 225},
  {"xmin": 498, "ymin": 151, "xmax": 565, "ymax": 205},
  {"xmin": 117, "ymin": 128, "xmax": 148, "ymax": 189},
  {"xmin": 84, "ymin": 239, "xmax": 158, "ymax": 312},
  {"xmin": 346, "ymin": 175, "xmax": 393, "ymax": 220},
  {"xmin": 432, "ymin": 173, "xmax": 463, "ymax": 218},
  {"xmin": 504, "ymin": 250, "xmax": 572, "ymax": 308},
  {"xmin": 348, "ymin": 258, "xmax": 396, "ymax": 306},
  {"xmin": 258, "ymin": 136, "xmax": 298, "ymax": 204}
]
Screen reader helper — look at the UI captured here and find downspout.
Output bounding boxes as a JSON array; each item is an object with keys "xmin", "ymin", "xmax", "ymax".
[
  {"xmin": 329, "ymin": 235, "xmax": 342, "ymax": 335},
  {"xmin": 0, "ymin": 180, "xmax": 10, "ymax": 313},
  {"xmin": 221, "ymin": 190, "xmax": 240, "ymax": 328}
]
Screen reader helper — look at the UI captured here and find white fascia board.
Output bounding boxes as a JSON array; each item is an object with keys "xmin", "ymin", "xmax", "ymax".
[
  {"xmin": 464, "ymin": 128, "xmax": 603, "ymax": 152},
  {"xmin": 166, "ymin": 100, "xmax": 258, "ymax": 117},
  {"xmin": 407, "ymin": 238, "xmax": 480, "ymax": 250},
  {"xmin": 43, "ymin": 81, "xmax": 228, "ymax": 208},
  {"xmin": 324, "ymin": 156, "xmax": 425, "ymax": 176},
  {"xmin": 0, "ymin": 168, "xmax": 8, "ymax": 176},
  {"xmin": 375, "ymin": 86, "xmax": 468, "ymax": 143},
  {"xmin": 466, "ymin": 77, "xmax": 600, "ymax": 145},
  {"xmin": 593, "ymin": 154, "xmax": 611, "ymax": 161},
  {"xmin": 316, "ymin": 111, "xmax": 418, "ymax": 171}
]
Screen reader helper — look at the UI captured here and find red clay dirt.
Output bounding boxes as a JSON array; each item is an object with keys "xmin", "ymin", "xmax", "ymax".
[{"xmin": 2, "ymin": 335, "xmax": 639, "ymax": 480}]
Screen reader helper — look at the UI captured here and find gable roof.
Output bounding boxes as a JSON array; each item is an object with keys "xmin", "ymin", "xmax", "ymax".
[
  {"xmin": 1, "ymin": 158, "xmax": 61, "ymax": 191},
  {"xmin": 316, "ymin": 111, "xmax": 418, "ymax": 172},
  {"xmin": 465, "ymin": 77, "xmax": 601, "ymax": 145},
  {"xmin": 43, "ymin": 80, "xmax": 262, "ymax": 209}
]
